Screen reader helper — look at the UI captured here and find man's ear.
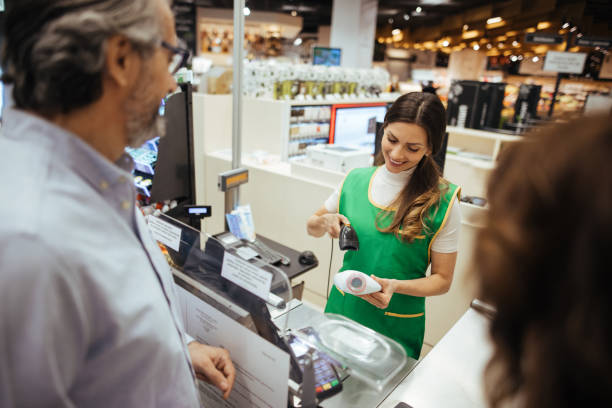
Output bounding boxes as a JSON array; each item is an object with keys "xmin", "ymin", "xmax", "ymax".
[{"xmin": 105, "ymin": 35, "xmax": 140, "ymax": 88}]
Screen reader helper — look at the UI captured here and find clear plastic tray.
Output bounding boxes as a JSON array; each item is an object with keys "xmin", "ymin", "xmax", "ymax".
[{"xmin": 305, "ymin": 313, "xmax": 407, "ymax": 391}]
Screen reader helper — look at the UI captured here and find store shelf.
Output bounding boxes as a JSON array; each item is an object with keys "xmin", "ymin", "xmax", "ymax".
[{"xmin": 250, "ymin": 94, "xmax": 401, "ymax": 107}]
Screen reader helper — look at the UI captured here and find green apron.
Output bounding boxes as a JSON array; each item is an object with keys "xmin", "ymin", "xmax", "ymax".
[{"xmin": 324, "ymin": 166, "xmax": 460, "ymax": 359}]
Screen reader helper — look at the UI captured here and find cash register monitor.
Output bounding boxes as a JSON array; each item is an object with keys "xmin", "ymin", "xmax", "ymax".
[
  {"xmin": 330, "ymin": 103, "xmax": 387, "ymax": 154},
  {"xmin": 150, "ymin": 83, "xmax": 195, "ymax": 208}
]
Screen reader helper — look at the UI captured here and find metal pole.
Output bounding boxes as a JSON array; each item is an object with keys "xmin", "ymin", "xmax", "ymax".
[
  {"xmin": 548, "ymin": 31, "xmax": 572, "ymax": 118},
  {"xmin": 231, "ymin": 0, "xmax": 245, "ymax": 208}
]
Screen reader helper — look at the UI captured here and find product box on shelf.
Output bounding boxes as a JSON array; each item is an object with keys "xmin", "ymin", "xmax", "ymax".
[{"xmin": 306, "ymin": 144, "xmax": 372, "ymax": 173}]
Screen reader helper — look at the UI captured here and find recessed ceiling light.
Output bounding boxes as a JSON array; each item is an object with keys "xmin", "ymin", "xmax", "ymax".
[
  {"xmin": 473, "ymin": 44, "xmax": 480, "ymax": 50},
  {"xmin": 243, "ymin": 6, "xmax": 250, "ymax": 16},
  {"xmin": 532, "ymin": 56, "xmax": 540, "ymax": 62},
  {"xmin": 416, "ymin": 6, "xmax": 422, "ymax": 13},
  {"xmin": 404, "ymin": 14, "xmax": 410, "ymax": 20},
  {"xmin": 442, "ymin": 40, "xmax": 450, "ymax": 47},
  {"xmin": 388, "ymin": 18, "xmax": 394, "ymax": 24},
  {"xmin": 291, "ymin": 10, "xmax": 297, "ymax": 17}
]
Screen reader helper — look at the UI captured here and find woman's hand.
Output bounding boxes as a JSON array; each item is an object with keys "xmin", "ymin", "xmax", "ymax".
[
  {"xmin": 358, "ymin": 275, "xmax": 397, "ymax": 309},
  {"xmin": 321, "ymin": 213, "xmax": 350, "ymax": 239},
  {"xmin": 307, "ymin": 207, "xmax": 350, "ymax": 239}
]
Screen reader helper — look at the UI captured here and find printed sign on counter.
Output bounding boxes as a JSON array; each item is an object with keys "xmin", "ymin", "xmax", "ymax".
[
  {"xmin": 221, "ymin": 252, "xmax": 272, "ymax": 301},
  {"xmin": 543, "ymin": 51, "xmax": 587, "ymax": 74},
  {"xmin": 176, "ymin": 286, "xmax": 290, "ymax": 408},
  {"xmin": 147, "ymin": 215, "xmax": 182, "ymax": 251}
]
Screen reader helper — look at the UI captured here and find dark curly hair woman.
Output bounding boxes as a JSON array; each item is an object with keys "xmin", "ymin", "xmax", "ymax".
[{"xmin": 475, "ymin": 114, "xmax": 612, "ymax": 408}]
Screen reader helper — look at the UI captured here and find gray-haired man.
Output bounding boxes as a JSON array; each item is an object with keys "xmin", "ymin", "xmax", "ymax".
[{"xmin": 0, "ymin": 0, "xmax": 235, "ymax": 406}]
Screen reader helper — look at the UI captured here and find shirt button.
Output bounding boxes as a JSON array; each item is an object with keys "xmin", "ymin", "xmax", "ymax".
[
  {"xmin": 100, "ymin": 180, "xmax": 109, "ymax": 190},
  {"xmin": 121, "ymin": 201, "xmax": 131, "ymax": 210}
]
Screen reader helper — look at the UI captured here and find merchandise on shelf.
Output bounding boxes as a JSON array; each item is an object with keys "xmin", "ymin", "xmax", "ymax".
[{"xmin": 243, "ymin": 61, "xmax": 390, "ymax": 101}]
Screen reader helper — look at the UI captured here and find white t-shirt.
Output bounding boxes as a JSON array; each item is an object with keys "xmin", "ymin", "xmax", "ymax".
[{"xmin": 324, "ymin": 166, "xmax": 461, "ymax": 253}]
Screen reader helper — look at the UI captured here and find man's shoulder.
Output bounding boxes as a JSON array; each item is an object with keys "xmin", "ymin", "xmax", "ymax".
[{"xmin": 0, "ymin": 136, "xmax": 107, "ymax": 247}]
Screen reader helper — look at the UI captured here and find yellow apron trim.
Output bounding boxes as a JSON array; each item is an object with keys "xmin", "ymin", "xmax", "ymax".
[
  {"xmin": 336, "ymin": 286, "xmax": 345, "ymax": 296},
  {"xmin": 384, "ymin": 312, "xmax": 424, "ymax": 318},
  {"xmin": 428, "ymin": 185, "xmax": 461, "ymax": 263},
  {"xmin": 367, "ymin": 166, "xmax": 398, "ymax": 211}
]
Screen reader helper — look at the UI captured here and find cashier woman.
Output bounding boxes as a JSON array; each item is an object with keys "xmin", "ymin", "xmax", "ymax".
[{"xmin": 307, "ymin": 92, "xmax": 461, "ymax": 359}]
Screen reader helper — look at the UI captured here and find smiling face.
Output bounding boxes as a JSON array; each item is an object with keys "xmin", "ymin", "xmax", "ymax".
[{"xmin": 381, "ymin": 122, "xmax": 431, "ymax": 173}]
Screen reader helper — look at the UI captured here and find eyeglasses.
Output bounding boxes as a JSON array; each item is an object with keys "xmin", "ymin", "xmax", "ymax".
[{"xmin": 161, "ymin": 41, "xmax": 190, "ymax": 75}]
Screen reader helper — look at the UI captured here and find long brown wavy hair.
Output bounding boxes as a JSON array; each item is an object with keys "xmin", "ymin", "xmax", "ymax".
[
  {"xmin": 475, "ymin": 115, "xmax": 612, "ymax": 408},
  {"xmin": 374, "ymin": 92, "xmax": 448, "ymax": 242}
]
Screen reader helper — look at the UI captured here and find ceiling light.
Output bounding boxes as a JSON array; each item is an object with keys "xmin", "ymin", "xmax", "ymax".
[
  {"xmin": 473, "ymin": 44, "xmax": 480, "ymax": 50},
  {"xmin": 532, "ymin": 56, "xmax": 539, "ymax": 62},
  {"xmin": 537, "ymin": 21, "xmax": 551, "ymax": 30},
  {"xmin": 512, "ymin": 40, "xmax": 519, "ymax": 47},
  {"xmin": 486, "ymin": 43, "xmax": 492, "ymax": 49},
  {"xmin": 518, "ymin": 55, "xmax": 524, "ymax": 60},
  {"xmin": 463, "ymin": 24, "xmax": 469, "ymax": 31},
  {"xmin": 291, "ymin": 10, "xmax": 297, "ymax": 17},
  {"xmin": 404, "ymin": 14, "xmax": 410, "ymax": 20},
  {"xmin": 392, "ymin": 28, "xmax": 401, "ymax": 36},
  {"xmin": 487, "ymin": 17, "xmax": 502, "ymax": 25},
  {"xmin": 498, "ymin": 42, "xmax": 504, "ymax": 48},
  {"xmin": 462, "ymin": 30, "xmax": 480, "ymax": 39},
  {"xmin": 416, "ymin": 6, "xmax": 422, "ymax": 13},
  {"xmin": 388, "ymin": 18, "xmax": 394, "ymax": 24},
  {"xmin": 293, "ymin": 37, "xmax": 302, "ymax": 46},
  {"xmin": 442, "ymin": 40, "xmax": 450, "ymax": 47},
  {"xmin": 510, "ymin": 55, "xmax": 518, "ymax": 62},
  {"xmin": 243, "ymin": 6, "xmax": 250, "ymax": 16},
  {"xmin": 570, "ymin": 26, "xmax": 577, "ymax": 32},
  {"xmin": 526, "ymin": 27, "xmax": 536, "ymax": 33},
  {"xmin": 562, "ymin": 22, "xmax": 570, "ymax": 29}
]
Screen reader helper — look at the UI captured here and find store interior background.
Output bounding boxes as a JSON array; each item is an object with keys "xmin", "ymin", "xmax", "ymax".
[
  {"xmin": 2, "ymin": 0, "xmax": 610, "ymax": 359},
  {"xmin": 169, "ymin": 0, "xmax": 612, "ymax": 358}
]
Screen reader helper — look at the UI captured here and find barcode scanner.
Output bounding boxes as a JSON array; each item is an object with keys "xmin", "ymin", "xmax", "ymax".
[{"xmin": 338, "ymin": 223, "xmax": 359, "ymax": 251}]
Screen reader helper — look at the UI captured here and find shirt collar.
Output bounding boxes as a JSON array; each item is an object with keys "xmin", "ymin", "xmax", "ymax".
[
  {"xmin": 379, "ymin": 163, "xmax": 416, "ymax": 185},
  {"xmin": 2, "ymin": 108, "xmax": 136, "ymax": 226}
]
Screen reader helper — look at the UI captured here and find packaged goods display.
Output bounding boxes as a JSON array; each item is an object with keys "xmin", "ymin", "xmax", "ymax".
[{"xmin": 243, "ymin": 61, "xmax": 390, "ymax": 100}]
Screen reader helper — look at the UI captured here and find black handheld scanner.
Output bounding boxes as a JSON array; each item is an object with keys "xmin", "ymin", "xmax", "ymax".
[{"xmin": 338, "ymin": 223, "xmax": 359, "ymax": 251}]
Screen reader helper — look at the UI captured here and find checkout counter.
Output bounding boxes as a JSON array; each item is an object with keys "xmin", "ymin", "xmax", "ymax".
[{"xmin": 148, "ymin": 213, "xmax": 493, "ymax": 408}]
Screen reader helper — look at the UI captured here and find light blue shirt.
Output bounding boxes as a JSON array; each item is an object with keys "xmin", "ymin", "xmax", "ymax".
[{"xmin": 0, "ymin": 109, "xmax": 200, "ymax": 407}]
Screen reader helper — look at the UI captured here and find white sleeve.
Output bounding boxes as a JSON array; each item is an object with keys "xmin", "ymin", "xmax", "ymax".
[
  {"xmin": 323, "ymin": 181, "xmax": 344, "ymax": 213},
  {"xmin": 431, "ymin": 200, "xmax": 462, "ymax": 253}
]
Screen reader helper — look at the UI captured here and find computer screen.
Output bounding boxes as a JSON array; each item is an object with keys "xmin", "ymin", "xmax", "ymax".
[
  {"xmin": 150, "ymin": 83, "xmax": 195, "ymax": 205},
  {"xmin": 313, "ymin": 46, "xmax": 342, "ymax": 66},
  {"xmin": 330, "ymin": 104, "xmax": 387, "ymax": 153}
]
